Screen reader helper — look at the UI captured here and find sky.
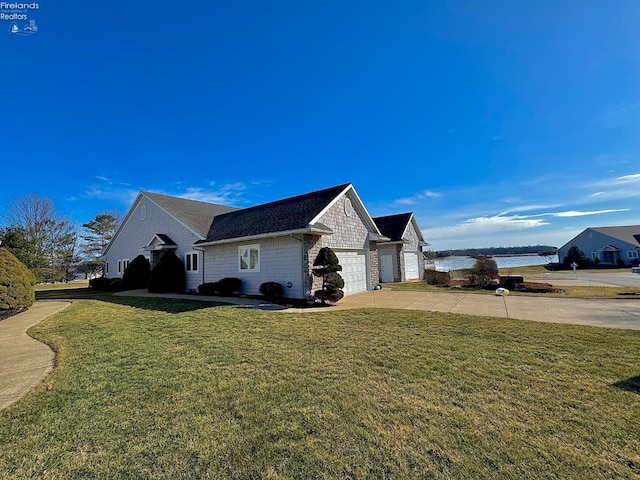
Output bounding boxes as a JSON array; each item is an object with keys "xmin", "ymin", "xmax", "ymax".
[{"xmin": 2, "ymin": 1, "xmax": 639, "ymax": 251}]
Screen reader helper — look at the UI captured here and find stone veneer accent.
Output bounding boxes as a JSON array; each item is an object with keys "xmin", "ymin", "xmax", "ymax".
[
  {"xmin": 302, "ymin": 234, "xmax": 322, "ymax": 297},
  {"xmin": 369, "ymin": 241, "xmax": 379, "ymax": 285}
]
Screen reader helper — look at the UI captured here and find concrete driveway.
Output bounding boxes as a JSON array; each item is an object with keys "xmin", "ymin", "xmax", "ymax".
[
  {"xmin": 0, "ymin": 302, "xmax": 70, "ymax": 411},
  {"xmin": 326, "ymin": 289, "xmax": 640, "ymax": 330}
]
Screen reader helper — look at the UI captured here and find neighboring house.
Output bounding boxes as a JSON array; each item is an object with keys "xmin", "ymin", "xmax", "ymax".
[
  {"xmin": 557, "ymin": 225, "xmax": 640, "ymax": 266},
  {"xmin": 104, "ymin": 183, "xmax": 428, "ymax": 298},
  {"xmin": 103, "ymin": 191, "xmax": 238, "ymax": 291},
  {"xmin": 195, "ymin": 183, "xmax": 388, "ymax": 298},
  {"xmin": 373, "ymin": 213, "xmax": 429, "ymax": 282}
]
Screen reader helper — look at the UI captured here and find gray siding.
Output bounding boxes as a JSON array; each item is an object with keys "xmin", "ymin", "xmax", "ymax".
[
  {"xmin": 318, "ymin": 192, "xmax": 371, "ymax": 250},
  {"xmin": 105, "ymin": 195, "xmax": 204, "ymax": 290},
  {"xmin": 558, "ymin": 228, "xmax": 638, "ymax": 265},
  {"xmin": 203, "ymin": 236, "xmax": 304, "ymax": 298}
]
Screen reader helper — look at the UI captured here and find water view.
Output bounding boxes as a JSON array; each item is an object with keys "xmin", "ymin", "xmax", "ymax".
[{"xmin": 429, "ymin": 254, "xmax": 559, "ymax": 272}]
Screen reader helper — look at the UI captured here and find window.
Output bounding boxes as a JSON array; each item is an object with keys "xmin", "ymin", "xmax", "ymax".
[
  {"xmin": 105, "ymin": 262, "xmax": 109, "ymax": 274},
  {"xmin": 628, "ymin": 251, "xmax": 639, "ymax": 259},
  {"xmin": 591, "ymin": 252, "xmax": 597, "ymax": 261},
  {"xmin": 239, "ymin": 245, "xmax": 260, "ymax": 271},
  {"xmin": 185, "ymin": 252, "xmax": 199, "ymax": 272},
  {"xmin": 118, "ymin": 259, "xmax": 130, "ymax": 274}
]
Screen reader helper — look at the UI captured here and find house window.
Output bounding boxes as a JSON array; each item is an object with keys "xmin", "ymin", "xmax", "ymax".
[
  {"xmin": 628, "ymin": 251, "xmax": 639, "ymax": 259},
  {"xmin": 118, "ymin": 259, "xmax": 130, "ymax": 274},
  {"xmin": 591, "ymin": 252, "xmax": 597, "ymax": 261},
  {"xmin": 239, "ymin": 244, "xmax": 260, "ymax": 272},
  {"xmin": 185, "ymin": 252, "xmax": 199, "ymax": 272},
  {"xmin": 105, "ymin": 262, "xmax": 109, "ymax": 274}
]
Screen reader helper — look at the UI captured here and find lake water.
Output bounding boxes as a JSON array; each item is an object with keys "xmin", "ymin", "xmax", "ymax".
[{"xmin": 428, "ymin": 254, "xmax": 559, "ymax": 272}]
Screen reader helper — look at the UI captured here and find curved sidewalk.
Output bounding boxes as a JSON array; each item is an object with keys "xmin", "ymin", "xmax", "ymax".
[
  {"xmin": 0, "ymin": 301, "xmax": 70, "ymax": 411},
  {"xmin": 327, "ymin": 289, "xmax": 640, "ymax": 330}
]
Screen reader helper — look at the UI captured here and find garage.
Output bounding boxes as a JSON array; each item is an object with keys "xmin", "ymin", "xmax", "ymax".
[
  {"xmin": 403, "ymin": 252, "xmax": 420, "ymax": 280},
  {"xmin": 334, "ymin": 250, "xmax": 368, "ymax": 295}
]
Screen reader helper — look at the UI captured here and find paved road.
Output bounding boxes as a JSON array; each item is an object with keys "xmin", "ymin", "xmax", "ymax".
[
  {"xmin": 529, "ymin": 272, "xmax": 640, "ymax": 288},
  {"xmin": 0, "ymin": 302, "xmax": 70, "ymax": 411},
  {"xmin": 321, "ymin": 289, "xmax": 640, "ymax": 330}
]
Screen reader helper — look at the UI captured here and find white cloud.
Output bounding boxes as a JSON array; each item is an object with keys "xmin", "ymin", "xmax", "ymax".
[
  {"xmin": 423, "ymin": 214, "xmax": 549, "ymax": 240},
  {"xmin": 395, "ymin": 190, "xmax": 441, "ymax": 205},
  {"xmin": 590, "ymin": 172, "xmax": 640, "ymax": 199},
  {"xmin": 552, "ymin": 209, "xmax": 630, "ymax": 217},
  {"xmin": 178, "ymin": 183, "xmax": 247, "ymax": 205}
]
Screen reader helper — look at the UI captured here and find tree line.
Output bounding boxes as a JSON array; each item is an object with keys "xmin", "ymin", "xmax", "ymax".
[
  {"xmin": 0, "ymin": 193, "xmax": 120, "ymax": 283},
  {"xmin": 434, "ymin": 245, "xmax": 557, "ymax": 258}
]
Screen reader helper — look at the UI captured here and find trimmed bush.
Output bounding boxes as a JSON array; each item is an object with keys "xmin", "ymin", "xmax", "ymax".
[
  {"xmin": 217, "ymin": 278, "xmax": 241, "ymax": 296},
  {"xmin": 424, "ymin": 270, "xmax": 451, "ymax": 286},
  {"xmin": 88, "ymin": 277, "xmax": 110, "ymax": 290},
  {"xmin": 312, "ymin": 247, "xmax": 344, "ymax": 303},
  {"xmin": 148, "ymin": 250, "xmax": 185, "ymax": 293},
  {"xmin": 0, "ymin": 247, "xmax": 36, "ymax": 311},
  {"xmin": 122, "ymin": 255, "xmax": 150, "ymax": 290},
  {"xmin": 259, "ymin": 282, "xmax": 284, "ymax": 301},
  {"xmin": 197, "ymin": 278, "xmax": 241, "ymax": 296},
  {"xmin": 108, "ymin": 278, "xmax": 125, "ymax": 292}
]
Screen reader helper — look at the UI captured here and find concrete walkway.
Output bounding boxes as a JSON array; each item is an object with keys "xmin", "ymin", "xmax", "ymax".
[
  {"xmin": 319, "ymin": 289, "xmax": 640, "ymax": 330},
  {"xmin": 0, "ymin": 301, "xmax": 70, "ymax": 411}
]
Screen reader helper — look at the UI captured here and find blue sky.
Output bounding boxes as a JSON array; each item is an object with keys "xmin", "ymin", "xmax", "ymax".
[{"xmin": 2, "ymin": 1, "xmax": 639, "ymax": 250}]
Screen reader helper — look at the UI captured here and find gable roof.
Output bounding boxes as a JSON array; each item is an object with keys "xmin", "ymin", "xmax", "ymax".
[
  {"xmin": 560, "ymin": 225, "xmax": 640, "ymax": 253},
  {"xmin": 198, "ymin": 183, "xmax": 352, "ymax": 244},
  {"xmin": 589, "ymin": 225, "xmax": 640, "ymax": 247},
  {"xmin": 142, "ymin": 191, "xmax": 239, "ymax": 238},
  {"xmin": 373, "ymin": 212, "xmax": 428, "ymax": 246},
  {"xmin": 373, "ymin": 213, "xmax": 414, "ymax": 242},
  {"xmin": 103, "ymin": 191, "xmax": 239, "ymax": 256}
]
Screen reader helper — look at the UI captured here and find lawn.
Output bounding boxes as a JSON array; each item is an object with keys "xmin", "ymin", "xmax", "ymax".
[{"xmin": 1, "ymin": 293, "xmax": 639, "ymax": 479}]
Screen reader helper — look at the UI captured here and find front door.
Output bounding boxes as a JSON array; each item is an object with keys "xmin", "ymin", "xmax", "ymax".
[{"xmin": 380, "ymin": 254, "xmax": 394, "ymax": 283}]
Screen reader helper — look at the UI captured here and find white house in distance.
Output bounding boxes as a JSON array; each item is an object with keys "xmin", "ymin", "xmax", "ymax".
[
  {"xmin": 557, "ymin": 225, "xmax": 640, "ymax": 266},
  {"xmin": 103, "ymin": 183, "xmax": 428, "ymax": 298}
]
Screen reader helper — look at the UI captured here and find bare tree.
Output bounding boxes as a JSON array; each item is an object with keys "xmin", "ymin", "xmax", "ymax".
[{"xmin": 1, "ymin": 193, "xmax": 78, "ymax": 282}]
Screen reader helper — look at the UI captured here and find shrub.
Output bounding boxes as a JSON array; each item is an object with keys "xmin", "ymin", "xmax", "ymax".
[
  {"xmin": 122, "ymin": 255, "xmax": 150, "ymax": 290},
  {"xmin": 467, "ymin": 258, "xmax": 499, "ymax": 287},
  {"xmin": 312, "ymin": 247, "xmax": 344, "ymax": 303},
  {"xmin": 424, "ymin": 270, "xmax": 451, "ymax": 286},
  {"xmin": 148, "ymin": 250, "xmax": 185, "ymax": 293},
  {"xmin": 617, "ymin": 257, "xmax": 625, "ymax": 267},
  {"xmin": 197, "ymin": 278, "xmax": 241, "ymax": 296},
  {"xmin": 108, "ymin": 278, "xmax": 124, "ymax": 292},
  {"xmin": 500, "ymin": 275, "xmax": 524, "ymax": 290},
  {"xmin": 0, "ymin": 247, "xmax": 36, "ymax": 311},
  {"xmin": 632, "ymin": 259, "xmax": 640, "ymax": 267},
  {"xmin": 259, "ymin": 282, "xmax": 284, "ymax": 301},
  {"xmin": 563, "ymin": 246, "xmax": 591, "ymax": 269},
  {"xmin": 217, "ymin": 278, "xmax": 241, "ymax": 296},
  {"xmin": 88, "ymin": 277, "xmax": 110, "ymax": 290}
]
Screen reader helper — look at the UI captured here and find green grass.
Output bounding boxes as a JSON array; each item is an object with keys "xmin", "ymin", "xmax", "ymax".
[{"xmin": 1, "ymin": 294, "xmax": 639, "ymax": 479}]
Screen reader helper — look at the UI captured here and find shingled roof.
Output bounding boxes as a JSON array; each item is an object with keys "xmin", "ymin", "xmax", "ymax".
[
  {"xmin": 198, "ymin": 183, "xmax": 351, "ymax": 243},
  {"xmin": 590, "ymin": 225, "xmax": 640, "ymax": 247},
  {"xmin": 142, "ymin": 191, "xmax": 239, "ymax": 238},
  {"xmin": 373, "ymin": 213, "xmax": 414, "ymax": 242}
]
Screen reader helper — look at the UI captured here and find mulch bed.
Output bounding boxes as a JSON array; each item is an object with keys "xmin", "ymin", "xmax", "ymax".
[{"xmin": 0, "ymin": 307, "xmax": 28, "ymax": 322}]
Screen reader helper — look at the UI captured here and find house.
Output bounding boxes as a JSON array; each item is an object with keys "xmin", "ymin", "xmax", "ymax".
[
  {"xmin": 373, "ymin": 213, "xmax": 428, "ymax": 282},
  {"xmin": 103, "ymin": 191, "xmax": 238, "ymax": 292},
  {"xmin": 104, "ymin": 183, "xmax": 428, "ymax": 298},
  {"xmin": 195, "ymin": 183, "xmax": 388, "ymax": 298},
  {"xmin": 557, "ymin": 225, "xmax": 640, "ymax": 266}
]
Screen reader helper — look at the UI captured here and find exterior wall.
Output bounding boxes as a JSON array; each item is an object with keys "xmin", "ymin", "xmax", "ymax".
[
  {"xmin": 203, "ymin": 236, "xmax": 304, "ymax": 298},
  {"xmin": 318, "ymin": 193, "xmax": 371, "ymax": 250},
  {"xmin": 369, "ymin": 241, "xmax": 379, "ymax": 286},
  {"xmin": 317, "ymin": 191, "xmax": 375, "ymax": 291},
  {"xmin": 558, "ymin": 229, "xmax": 637, "ymax": 266},
  {"xmin": 104, "ymin": 196, "xmax": 204, "ymax": 290}
]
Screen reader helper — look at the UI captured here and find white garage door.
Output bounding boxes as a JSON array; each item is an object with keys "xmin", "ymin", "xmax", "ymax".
[
  {"xmin": 404, "ymin": 252, "xmax": 420, "ymax": 280},
  {"xmin": 334, "ymin": 250, "xmax": 367, "ymax": 295}
]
